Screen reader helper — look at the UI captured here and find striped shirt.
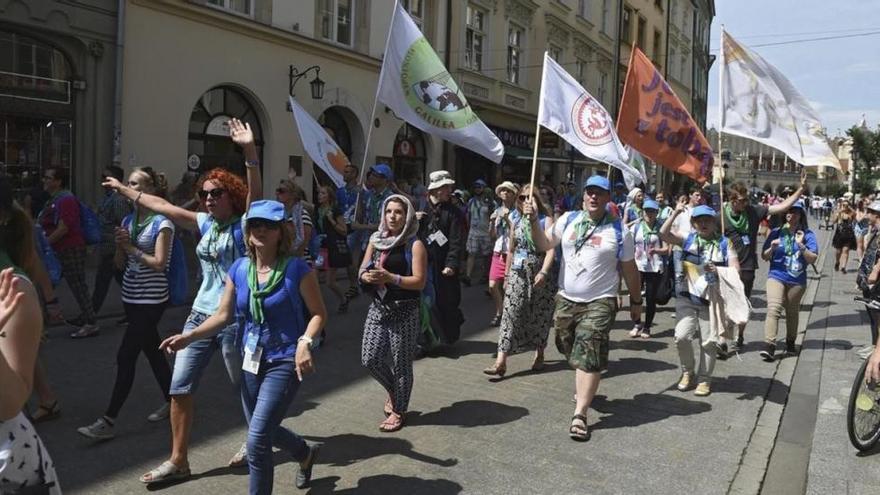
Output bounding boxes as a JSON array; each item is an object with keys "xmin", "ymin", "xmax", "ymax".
[{"xmin": 121, "ymin": 217, "xmax": 174, "ymax": 304}]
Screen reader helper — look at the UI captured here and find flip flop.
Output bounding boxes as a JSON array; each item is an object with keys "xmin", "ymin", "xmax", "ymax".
[{"xmin": 140, "ymin": 461, "xmax": 191, "ymax": 485}]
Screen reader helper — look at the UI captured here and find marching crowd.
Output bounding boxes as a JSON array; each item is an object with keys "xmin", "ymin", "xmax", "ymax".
[{"xmin": 5, "ymin": 120, "xmax": 880, "ymax": 494}]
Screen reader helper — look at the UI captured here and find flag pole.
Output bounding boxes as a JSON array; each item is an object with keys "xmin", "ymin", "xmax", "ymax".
[
  {"xmin": 353, "ymin": 0, "xmax": 399, "ymax": 223},
  {"xmin": 528, "ymin": 53, "xmax": 549, "ymax": 204},
  {"xmin": 718, "ymin": 25, "xmax": 726, "ymax": 233}
]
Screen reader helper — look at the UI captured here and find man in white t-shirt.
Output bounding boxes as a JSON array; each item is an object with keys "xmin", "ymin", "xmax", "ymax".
[{"xmin": 526, "ymin": 175, "xmax": 641, "ymax": 442}]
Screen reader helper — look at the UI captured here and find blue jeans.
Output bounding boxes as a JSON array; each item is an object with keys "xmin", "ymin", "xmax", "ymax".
[
  {"xmin": 169, "ymin": 310, "xmax": 241, "ymax": 395},
  {"xmin": 241, "ymin": 360, "xmax": 310, "ymax": 495}
]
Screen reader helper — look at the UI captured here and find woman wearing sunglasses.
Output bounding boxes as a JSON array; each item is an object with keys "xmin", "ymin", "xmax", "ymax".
[
  {"xmin": 161, "ymin": 200, "xmax": 327, "ymax": 493},
  {"xmin": 102, "ymin": 118, "xmax": 262, "ymax": 483},
  {"xmin": 483, "ymin": 184, "xmax": 556, "ymax": 377}
]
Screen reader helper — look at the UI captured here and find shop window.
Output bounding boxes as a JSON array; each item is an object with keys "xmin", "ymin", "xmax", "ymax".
[
  {"xmin": 1, "ymin": 116, "xmax": 73, "ymax": 200},
  {"xmin": 187, "ymin": 86, "xmax": 263, "ymax": 177},
  {"xmin": 320, "ymin": 0, "xmax": 355, "ymax": 47},
  {"xmin": 392, "ymin": 124, "xmax": 427, "ymax": 190},
  {"xmin": 0, "ymin": 31, "xmax": 72, "ymax": 103}
]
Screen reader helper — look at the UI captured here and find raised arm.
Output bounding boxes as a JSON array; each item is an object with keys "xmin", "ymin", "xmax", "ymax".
[
  {"xmin": 768, "ymin": 168, "xmax": 807, "ymax": 216},
  {"xmin": 660, "ymin": 198, "xmax": 687, "ymax": 247},
  {"xmin": 229, "ymin": 118, "xmax": 263, "ymax": 207},
  {"xmin": 523, "ymin": 199, "xmax": 559, "ymax": 253}
]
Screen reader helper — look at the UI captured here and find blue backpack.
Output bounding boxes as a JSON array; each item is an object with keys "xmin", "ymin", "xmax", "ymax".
[
  {"xmin": 123, "ymin": 214, "xmax": 189, "ymax": 306},
  {"xmin": 563, "ymin": 211, "xmax": 624, "ymax": 259},
  {"xmin": 52, "ymin": 192, "xmax": 101, "ymax": 245},
  {"xmin": 33, "ymin": 225, "xmax": 62, "ymax": 286},
  {"xmin": 199, "ymin": 216, "xmax": 247, "ymax": 258}
]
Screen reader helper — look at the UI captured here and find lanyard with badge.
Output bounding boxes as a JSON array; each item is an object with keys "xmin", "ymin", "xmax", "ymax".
[
  {"xmin": 243, "ymin": 258, "xmax": 286, "ymax": 374},
  {"xmin": 780, "ymin": 228, "xmax": 804, "ymax": 277},
  {"xmin": 567, "ymin": 212, "xmax": 606, "ymax": 275},
  {"xmin": 427, "ymin": 204, "xmax": 449, "ymax": 247},
  {"xmin": 512, "ymin": 213, "xmax": 535, "ymax": 270}
]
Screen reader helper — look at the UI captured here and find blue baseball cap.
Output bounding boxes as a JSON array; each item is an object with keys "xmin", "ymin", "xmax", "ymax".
[
  {"xmin": 790, "ymin": 200, "xmax": 806, "ymax": 211},
  {"xmin": 615, "ymin": 182, "xmax": 626, "ymax": 189},
  {"xmin": 245, "ymin": 200, "xmax": 286, "ymax": 222},
  {"xmin": 691, "ymin": 205, "xmax": 716, "ymax": 218},
  {"xmin": 370, "ymin": 163, "xmax": 393, "ymax": 180},
  {"xmin": 583, "ymin": 175, "xmax": 611, "ymax": 192},
  {"xmin": 473, "ymin": 179, "xmax": 487, "ymax": 187},
  {"xmin": 643, "ymin": 199, "xmax": 660, "ymax": 211}
]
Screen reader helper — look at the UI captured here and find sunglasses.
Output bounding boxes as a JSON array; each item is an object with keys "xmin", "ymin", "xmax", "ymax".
[
  {"xmin": 198, "ymin": 188, "xmax": 226, "ymax": 199},
  {"xmin": 517, "ymin": 195, "xmax": 528, "ymax": 201},
  {"xmin": 247, "ymin": 219, "xmax": 281, "ymax": 230},
  {"xmin": 275, "ymin": 188, "xmax": 289, "ymax": 195}
]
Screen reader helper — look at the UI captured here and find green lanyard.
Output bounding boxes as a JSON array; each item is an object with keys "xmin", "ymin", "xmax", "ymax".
[{"xmin": 779, "ymin": 226, "xmax": 796, "ymax": 256}]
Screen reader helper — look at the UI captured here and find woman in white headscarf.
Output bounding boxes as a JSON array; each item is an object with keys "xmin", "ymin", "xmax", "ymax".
[
  {"xmin": 623, "ymin": 187, "xmax": 645, "ymax": 228},
  {"xmin": 359, "ymin": 195, "xmax": 427, "ymax": 432}
]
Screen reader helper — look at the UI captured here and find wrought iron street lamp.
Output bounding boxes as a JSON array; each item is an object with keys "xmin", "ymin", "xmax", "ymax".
[{"xmin": 289, "ymin": 65, "xmax": 325, "ymax": 100}]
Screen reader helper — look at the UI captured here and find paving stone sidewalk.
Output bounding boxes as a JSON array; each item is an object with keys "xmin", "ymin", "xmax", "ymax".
[{"xmin": 32, "ymin": 228, "xmax": 861, "ymax": 494}]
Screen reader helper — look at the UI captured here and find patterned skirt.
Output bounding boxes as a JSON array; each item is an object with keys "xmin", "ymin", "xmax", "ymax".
[{"xmin": 498, "ymin": 252, "xmax": 557, "ymax": 354}]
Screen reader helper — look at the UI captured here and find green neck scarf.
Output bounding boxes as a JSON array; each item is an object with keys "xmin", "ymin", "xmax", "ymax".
[
  {"xmin": 213, "ymin": 215, "xmax": 240, "ymax": 235},
  {"xmin": 695, "ymin": 234, "xmax": 721, "ymax": 259},
  {"xmin": 641, "ymin": 219, "xmax": 659, "ymax": 237},
  {"xmin": 247, "ymin": 256, "xmax": 291, "ymax": 325},
  {"xmin": 518, "ymin": 211, "xmax": 536, "ymax": 251},
  {"xmin": 130, "ymin": 211, "xmax": 156, "ymax": 244},
  {"xmin": 573, "ymin": 211, "xmax": 613, "ymax": 252},
  {"xmin": 724, "ymin": 203, "xmax": 749, "ymax": 234}
]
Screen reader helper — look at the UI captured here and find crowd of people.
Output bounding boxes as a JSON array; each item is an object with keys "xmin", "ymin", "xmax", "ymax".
[{"xmin": 6, "ymin": 118, "xmax": 880, "ymax": 493}]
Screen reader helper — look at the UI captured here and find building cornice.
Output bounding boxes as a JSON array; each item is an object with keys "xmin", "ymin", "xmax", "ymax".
[
  {"xmin": 132, "ymin": 0, "xmax": 381, "ymax": 72},
  {"xmin": 504, "ymin": 0, "xmax": 538, "ymax": 28},
  {"xmin": 544, "ymin": 13, "xmax": 571, "ymax": 47}
]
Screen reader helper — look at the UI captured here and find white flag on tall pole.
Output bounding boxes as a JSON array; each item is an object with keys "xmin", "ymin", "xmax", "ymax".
[
  {"xmin": 378, "ymin": 3, "xmax": 503, "ymax": 163},
  {"xmin": 536, "ymin": 53, "xmax": 641, "ymax": 178},
  {"xmin": 623, "ymin": 146, "xmax": 648, "ymax": 190},
  {"xmin": 720, "ymin": 28, "xmax": 840, "ymax": 169},
  {"xmin": 289, "ymin": 97, "xmax": 348, "ymax": 188}
]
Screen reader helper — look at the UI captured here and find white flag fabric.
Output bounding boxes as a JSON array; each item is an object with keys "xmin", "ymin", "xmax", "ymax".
[
  {"xmin": 720, "ymin": 29, "xmax": 840, "ymax": 169},
  {"xmin": 289, "ymin": 97, "xmax": 348, "ymax": 188},
  {"xmin": 622, "ymin": 146, "xmax": 648, "ymax": 190},
  {"xmin": 536, "ymin": 53, "xmax": 640, "ymax": 178},
  {"xmin": 378, "ymin": 3, "xmax": 503, "ymax": 163}
]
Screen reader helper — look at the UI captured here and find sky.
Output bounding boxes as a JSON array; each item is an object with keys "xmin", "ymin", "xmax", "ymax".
[{"xmin": 706, "ymin": 0, "xmax": 880, "ymax": 139}]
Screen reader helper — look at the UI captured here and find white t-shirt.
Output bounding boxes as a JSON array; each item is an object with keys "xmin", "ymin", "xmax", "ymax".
[
  {"xmin": 552, "ymin": 211, "xmax": 635, "ymax": 303},
  {"xmin": 632, "ymin": 220, "xmax": 665, "ymax": 273}
]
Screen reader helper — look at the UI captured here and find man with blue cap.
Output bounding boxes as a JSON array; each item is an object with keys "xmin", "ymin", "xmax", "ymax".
[
  {"xmin": 463, "ymin": 178, "xmax": 495, "ymax": 286},
  {"xmin": 353, "ymin": 164, "xmax": 394, "ymax": 252},
  {"xmin": 525, "ymin": 174, "xmax": 641, "ymax": 442},
  {"xmin": 661, "ymin": 199, "xmax": 739, "ymax": 397}
]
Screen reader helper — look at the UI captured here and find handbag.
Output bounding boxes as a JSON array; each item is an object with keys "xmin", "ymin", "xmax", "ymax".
[{"xmin": 655, "ymin": 256, "xmax": 674, "ymax": 305}]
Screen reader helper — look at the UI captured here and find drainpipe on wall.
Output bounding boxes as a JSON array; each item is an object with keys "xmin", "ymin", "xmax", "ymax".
[
  {"xmin": 112, "ymin": 0, "xmax": 125, "ymax": 165},
  {"xmin": 662, "ymin": 0, "xmax": 671, "ymax": 190},
  {"xmin": 610, "ymin": 0, "xmax": 625, "ymax": 186},
  {"xmin": 442, "ymin": 0, "xmax": 452, "ymax": 175}
]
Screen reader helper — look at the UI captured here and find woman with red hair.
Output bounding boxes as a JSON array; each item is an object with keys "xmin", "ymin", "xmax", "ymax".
[{"xmin": 103, "ymin": 118, "xmax": 262, "ymax": 484}]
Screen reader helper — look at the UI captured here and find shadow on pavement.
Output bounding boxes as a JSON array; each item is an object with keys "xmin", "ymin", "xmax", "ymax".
[
  {"xmin": 801, "ymin": 338, "xmax": 854, "ymax": 351},
  {"xmin": 303, "ymin": 433, "xmax": 458, "ymax": 468},
  {"xmin": 407, "ymin": 400, "xmax": 529, "ymax": 428},
  {"xmin": 307, "ymin": 474, "xmax": 463, "ymax": 494},
  {"xmin": 809, "ymin": 313, "xmax": 867, "ymax": 330},
  {"xmin": 611, "ymin": 339, "xmax": 669, "ymax": 354},
  {"xmin": 712, "ymin": 375, "xmax": 790, "ymax": 405},
  {"xmin": 590, "ymin": 393, "xmax": 712, "ymax": 430},
  {"xmin": 500, "ymin": 360, "xmax": 569, "ymax": 380},
  {"xmin": 604, "ymin": 357, "xmax": 678, "ymax": 379}
]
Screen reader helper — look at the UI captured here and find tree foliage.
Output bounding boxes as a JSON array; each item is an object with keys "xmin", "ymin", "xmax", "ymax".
[{"xmin": 847, "ymin": 125, "xmax": 880, "ymax": 195}]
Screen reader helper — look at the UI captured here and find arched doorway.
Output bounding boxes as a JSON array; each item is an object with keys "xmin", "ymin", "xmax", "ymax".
[
  {"xmin": 187, "ymin": 86, "xmax": 264, "ymax": 176},
  {"xmin": 393, "ymin": 123, "xmax": 427, "ymax": 188},
  {"xmin": 0, "ymin": 30, "xmax": 75, "ymax": 202}
]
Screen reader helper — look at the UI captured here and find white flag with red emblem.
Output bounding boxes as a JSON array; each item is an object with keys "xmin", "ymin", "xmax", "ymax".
[
  {"xmin": 289, "ymin": 97, "xmax": 348, "ymax": 188},
  {"xmin": 537, "ymin": 53, "xmax": 639, "ymax": 178}
]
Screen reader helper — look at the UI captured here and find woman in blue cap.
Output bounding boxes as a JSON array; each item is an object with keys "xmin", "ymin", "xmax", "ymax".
[
  {"xmin": 629, "ymin": 198, "xmax": 670, "ymax": 338},
  {"xmin": 760, "ymin": 200, "xmax": 817, "ymax": 361},
  {"xmin": 661, "ymin": 200, "xmax": 739, "ymax": 397},
  {"xmin": 160, "ymin": 199, "xmax": 327, "ymax": 493}
]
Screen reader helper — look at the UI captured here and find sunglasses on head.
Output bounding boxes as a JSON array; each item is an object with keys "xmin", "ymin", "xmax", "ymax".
[
  {"xmin": 198, "ymin": 188, "xmax": 226, "ymax": 199},
  {"xmin": 247, "ymin": 219, "xmax": 281, "ymax": 230}
]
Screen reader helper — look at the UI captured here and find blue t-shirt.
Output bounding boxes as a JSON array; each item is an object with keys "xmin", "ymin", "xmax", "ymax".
[
  {"xmin": 193, "ymin": 213, "xmax": 245, "ymax": 314},
  {"xmin": 763, "ymin": 227, "xmax": 818, "ymax": 286},
  {"xmin": 232, "ymin": 257, "xmax": 310, "ymax": 362},
  {"xmin": 336, "ymin": 184, "xmax": 359, "ymax": 222}
]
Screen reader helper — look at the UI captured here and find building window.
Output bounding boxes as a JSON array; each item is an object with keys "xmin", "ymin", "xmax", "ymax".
[
  {"xmin": 188, "ymin": 86, "xmax": 264, "ymax": 177},
  {"xmin": 402, "ymin": 0, "xmax": 424, "ymax": 30},
  {"xmin": 207, "ymin": 0, "xmax": 252, "ymax": 15},
  {"xmin": 601, "ymin": 0, "xmax": 611, "ymax": 33},
  {"xmin": 549, "ymin": 45, "xmax": 562, "ymax": 62},
  {"xmin": 652, "ymin": 29, "xmax": 662, "ymax": 62},
  {"xmin": 320, "ymin": 0, "xmax": 355, "ymax": 46},
  {"xmin": 621, "ymin": 7, "xmax": 632, "ymax": 44},
  {"xmin": 575, "ymin": 59, "xmax": 587, "ymax": 85},
  {"xmin": 598, "ymin": 70, "xmax": 608, "ymax": 106},
  {"xmin": 637, "ymin": 16, "xmax": 646, "ymax": 49},
  {"xmin": 577, "ymin": 0, "xmax": 590, "ymax": 19},
  {"xmin": 507, "ymin": 25, "xmax": 523, "ymax": 84},
  {"xmin": 465, "ymin": 5, "xmax": 486, "ymax": 71},
  {"xmin": 680, "ymin": 53, "xmax": 687, "ymax": 81}
]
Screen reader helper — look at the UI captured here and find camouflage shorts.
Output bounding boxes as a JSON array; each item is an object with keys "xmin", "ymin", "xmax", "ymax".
[{"xmin": 553, "ymin": 295, "xmax": 617, "ymax": 372}]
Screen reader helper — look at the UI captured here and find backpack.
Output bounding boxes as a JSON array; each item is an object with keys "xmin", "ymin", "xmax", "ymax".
[
  {"xmin": 123, "ymin": 214, "xmax": 189, "ymax": 305},
  {"xmin": 51, "ymin": 192, "xmax": 101, "ymax": 245},
  {"xmin": 199, "ymin": 215, "xmax": 247, "ymax": 258},
  {"xmin": 563, "ymin": 211, "xmax": 624, "ymax": 259},
  {"xmin": 33, "ymin": 225, "xmax": 62, "ymax": 286}
]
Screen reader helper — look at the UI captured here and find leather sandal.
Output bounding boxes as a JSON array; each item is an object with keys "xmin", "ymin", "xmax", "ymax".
[
  {"xmin": 140, "ymin": 461, "xmax": 191, "ymax": 484},
  {"xmin": 379, "ymin": 412, "xmax": 404, "ymax": 432},
  {"xmin": 31, "ymin": 400, "xmax": 61, "ymax": 423},
  {"xmin": 482, "ymin": 363, "xmax": 506, "ymax": 377},
  {"xmin": 531, "ymin": 354, "xmax": 545, "ymax": 371},
  {"xmin": 569, "ymin": 414, "xmax": 590, "ymax": 442},
  {"xmin": 384, "ymin": 397, "xmax": 394, "ymax": 417}
]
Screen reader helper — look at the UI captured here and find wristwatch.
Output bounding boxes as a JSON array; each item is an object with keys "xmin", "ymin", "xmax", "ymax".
[{"xmin": 298, "ymin": 335, "xmax": 314, "ymax": 347}]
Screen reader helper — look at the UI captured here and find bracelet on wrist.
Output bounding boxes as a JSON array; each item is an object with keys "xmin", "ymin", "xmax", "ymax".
[
  {"xmin": 394, "ymin": 274, "xmax": 402, "ymax": 286},
  {"xmin": 245, "ymin": 159, "xmax": 260, "ymax": 168}
]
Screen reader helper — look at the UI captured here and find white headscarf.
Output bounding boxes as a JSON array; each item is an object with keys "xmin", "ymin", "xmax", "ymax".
[{"xmin": 369, "ymin": 194, "xmax": 419, "ymax": 251}]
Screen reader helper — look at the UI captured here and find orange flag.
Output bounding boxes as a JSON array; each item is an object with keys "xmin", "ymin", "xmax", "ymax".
[{"xmin": 617, "ymin": 47, "xmax": 713, "ymax": 183}]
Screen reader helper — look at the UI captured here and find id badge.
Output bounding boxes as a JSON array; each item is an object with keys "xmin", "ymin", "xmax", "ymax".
[
  {"xmin": 512, "ymin": 249, "xmax": 527, "ymax": 270},
  {"xmin": 433, "ymin": 231, "xmax": 448, "ymax": 247},
  {"xmin": 243, "ymin": 332, "xmax": 262, "ymax": 374},
  {"xmin": 314, "ymin": 253, "xmax": 325, "ymax": 267},
  {"xmin": 741, "ymin": 235, "xmax": 750, "ymax": 246}
]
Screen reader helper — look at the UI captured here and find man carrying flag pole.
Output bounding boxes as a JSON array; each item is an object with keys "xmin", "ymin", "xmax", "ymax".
[{"xmin": 524, "ymin": 52, "xmax": 642, "ymax": 442}]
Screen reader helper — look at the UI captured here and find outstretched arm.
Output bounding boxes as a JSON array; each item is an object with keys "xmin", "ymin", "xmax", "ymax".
[
  {"xmin": 768, "ymin": 168, "xmax": 807, "ymax": 216},
  {"xmin": 103, "ymin": 177, "xmax": 199, "ymax": 231},
  {"xmin": 230, "ymin": 118, "xmax": 263, "ymax": 207}
]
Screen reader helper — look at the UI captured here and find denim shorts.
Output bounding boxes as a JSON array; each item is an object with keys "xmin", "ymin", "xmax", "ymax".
[{"xmin": 169, "ymin": 309, "xmax": 242, "ymax": 395}]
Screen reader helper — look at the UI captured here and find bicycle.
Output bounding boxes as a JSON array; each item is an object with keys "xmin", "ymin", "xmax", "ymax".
[{"xmin": 847, "ymin": 297, "xmax": 880, "ymax": 451}]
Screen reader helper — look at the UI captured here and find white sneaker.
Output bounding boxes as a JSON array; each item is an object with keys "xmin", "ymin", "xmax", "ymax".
[
  {"xmin": 77, "ymin": 417, "xmax": 115, "ymax": 440},
  {"xmin": 147, "ymin": 402, "xmax": 171, "ymax": 422}
]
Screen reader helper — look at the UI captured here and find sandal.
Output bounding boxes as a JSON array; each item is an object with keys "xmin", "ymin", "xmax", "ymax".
[
  {"xmin": 384, "ymin": 397, "xmax": 394, "ymax": 417},
  {"xmin": 295, "ymin": 443, "xmax": 320, "ymax": 489},
  {"xmin": 482, "ymin": 363, "xmax": 506, "ymax": 377},
  {"xmin": 228, "ymin": 441, "xmax": 248, "ymax": 468},
  {"xmin": 639, "ymin": 331, "xmax": 651, "ymax": 339},
  {"xmin": 69, "ymin": 326, "xmax": 100, "ymax": 339},
  {"xmin": 31, "ymin": 401, "xmax": 61, "ymax": 423},
  {"xmin": 140, "ymin": 461, "xmax": 191, "ymax": 484},
  {"xmin": 531, "ymin": 354, "xmax": 545, "ymax": 371},
  {"xmin": 379, "ymin": 412, "xmax": 404, "ymax": 432},
  {"xmin": 569, "ymin": 414, "xmax": 590, "ymax": 442}
]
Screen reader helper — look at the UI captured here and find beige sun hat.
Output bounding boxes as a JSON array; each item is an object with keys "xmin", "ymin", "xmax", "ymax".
[
  {"xmin": 495, "ymin": 181, "xmax": 519, "ymax": 195},
  {"xmin": 428, "ymin": 170, "xmax": 456, "ymax": 191}
]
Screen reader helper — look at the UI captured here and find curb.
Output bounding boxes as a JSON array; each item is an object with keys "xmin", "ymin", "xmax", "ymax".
[{"xmin": 727, "ymin": 230, "xmax": 833, "ymax": 495}]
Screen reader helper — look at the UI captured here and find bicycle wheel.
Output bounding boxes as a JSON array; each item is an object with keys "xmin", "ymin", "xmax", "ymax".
[{"xmin": 847, "ymin": 359, "xmax": 880, "ymax": 451}]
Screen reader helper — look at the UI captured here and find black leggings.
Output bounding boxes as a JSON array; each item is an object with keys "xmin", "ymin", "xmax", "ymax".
[
  {"xmin": 641, "ymin": 271, "xmax": 663, "ymax": 331},
  {"xmin": 105, "ymin": 302, "xmax": 171, "ymax": 419}
]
